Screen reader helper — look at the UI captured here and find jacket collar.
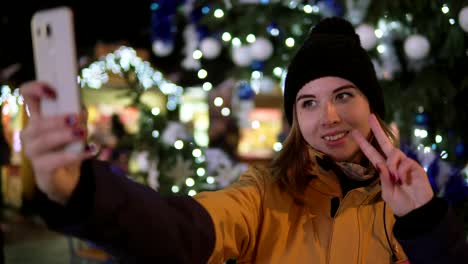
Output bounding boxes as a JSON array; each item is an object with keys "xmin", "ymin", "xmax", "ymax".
[{"xmin": 304, "ymin": 147, "xmax": 381, "ymax": 204}]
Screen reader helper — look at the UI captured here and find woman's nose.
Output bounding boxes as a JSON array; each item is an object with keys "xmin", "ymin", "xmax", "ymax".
[{"xmin": 321, "ymin": 102, "xmax": 341, "ymax": 126}]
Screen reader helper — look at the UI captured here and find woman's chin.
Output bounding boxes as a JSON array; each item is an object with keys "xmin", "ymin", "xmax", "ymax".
[{"xmin": 322, "ymin": 149, "xmax": 361, "ymax": 163}]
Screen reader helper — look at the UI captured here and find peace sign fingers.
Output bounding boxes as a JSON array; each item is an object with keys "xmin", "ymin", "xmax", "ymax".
[
  {"xmin": 368, "ymin": 114, "xmax": 394, "ymax": 157},
  {"xmin": 350, "ymin": 129, "xmax": 393, "ymax": 189}
]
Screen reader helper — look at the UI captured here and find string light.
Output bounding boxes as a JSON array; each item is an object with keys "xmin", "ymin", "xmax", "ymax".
[
  {"xmin": 246, "ymin": 34, "xmax": 256, "ymax": 43},
  {"xmin": 171, "ymin": 185, "xmax": 180, "ymax": 193},
  {"xmin": 273, "ymin": 67, "xmax": 283, "ymax": 77},
  {"xmin": 193, "ymin": 50, "xmax": 203, "ymax": 60},
  {"xmin": 192, "ymin": 148, "xmax": 202, "ymax": 158},
  {"xmin": 202, "ymin": 82, "xmax": 213, "ymax": 91},
  {"xmin": 222, "ymin": 32, "xmax": 232, "ymax": 42},
  {"xmin": 221, "ymin": 107, "xmax": 230, "ymax": 116},
  {"xmin": 152, "ymin": 130, "xmax": 160, "ymax": 138},
  {"xmin": 80, "ymin": 46, "xmax": 183, "ymax": 115},
  {"xmin": 196, "ymin": 168, "xmax": 206, "ymax": 177},
  {"xmin": 214, "ymin": 9, "xmax": 224, "ymax": 18},
  {"xmin": 185, "ymin": 178, "xmax": 195, "ymax": 187},
  {"xmin": 303, "ymin": 5, "xmax": 313, "ymax": 14},
  {"xmin": 174, "ymin": 140, "xmax": 184, "ymax": 149},
  {"xmin": 214, "ymin": 97, "xmax": 223, "ymax": 107},
  {"xmin": 151, "ymin": 107, "xmax": 161, "ymax": 116},
  {"xmin": 198, "ymin": 69, "xmax": 208, "ymax": 79},
  {"xmin": 232, "ymin": 37, "xmax": 242, "ymax": 47},
  {"xmin": 375, "ymin": 29, "xmax": 383, "ymax": 38},
  {"xmin": 285, "ymin": 37, "xmax": 295, "ymax": 47},
  {"xmin": 441, "ymin": 4, "xmax": 449, "ymax": 14},
  {"xmin": 206, "ymin": 176, "xmax": 215, "ymax": 184},
  {"xmin": 377, "ymin": 44, "xmax": 386, "ymax": 53},
  {"xmin": 252, "ymin": 120, "xmax": 260, "ymax": 129},
  {"xmin": 273, "ymin": 142, "xmax": 283, "ymax": 152},
  {"xmin": 0, "ymin": 85, "xmax": 23, "ymax": 116}
]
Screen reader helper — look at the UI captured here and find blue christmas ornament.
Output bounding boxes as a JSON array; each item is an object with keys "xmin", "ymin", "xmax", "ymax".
[
  {"xmin": 267, "ymin": 22, "xmax": 280, "ymax": 36},
  {"xmin": 444, "ymin": 168, "xmax": 468, "ymax": 204},
  {"xmin": 201, "ymin": 6, "xmax": 210, "ymax": 15},
  {"xmin": 426, "ymin": 158, "xmax": 440, "ymax": 192},
  {"xmin": 455, "ymin": 143, "xmax": 465, "ymax": 157},
  {"xmin": 150, "ymin": 2, "xmax": 160, "ymax": 11},
  {"xmin": 402, "ymin": 141, "xmax": 468, "ymax": 205},
  {"xmin": 321, "ymin": 0, "xmax": 345, "ymax": 17},
  {"xmin": 190, "ymin": 5, "xmax": 210, "ymax": 41},
  {"xmin": 238, "ymin": 81, "xmax": 255, "ymax": 100},
  {"xmin": 251, "ymin": 60, "xmax": 265, "ymax": 71},
  {"xmin": 415, "ymin": 113, "xmax": 429, "ymax": 125},
  {"xmin": 150, "ymin": 0, "xmax": 185, "ymax": 43}
]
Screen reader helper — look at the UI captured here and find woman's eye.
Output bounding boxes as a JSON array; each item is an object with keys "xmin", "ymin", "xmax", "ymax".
[
  {"xmin": 336, "ymin": 92, "xmax": 352, "ymax": 101},
  {"xmin": 302, "ymin": 100, "xmax": 317, "ymax": 108}
]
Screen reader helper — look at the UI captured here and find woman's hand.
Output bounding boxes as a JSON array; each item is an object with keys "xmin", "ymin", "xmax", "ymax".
[
  {"xmin": 351, "ymin": 114, "xmax": 434, "ymax": 217},
  {"xmin": 20, "ymin": 81, "xmax": 94, "ymax": 205}
]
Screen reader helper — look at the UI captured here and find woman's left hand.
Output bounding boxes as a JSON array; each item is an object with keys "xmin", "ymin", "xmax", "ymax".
[{"xmin": 351, "ymin": 114, "xmax": 434, "ymax": 217}]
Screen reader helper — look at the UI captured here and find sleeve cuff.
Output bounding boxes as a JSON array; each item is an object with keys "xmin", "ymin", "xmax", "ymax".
[
  {"xmin": 393, "ymin": 196, "xmax": 448, "ymax": 240},
  {"xmin": 36, "ymin": 159, "xmax": 96, "ymax": 228}
]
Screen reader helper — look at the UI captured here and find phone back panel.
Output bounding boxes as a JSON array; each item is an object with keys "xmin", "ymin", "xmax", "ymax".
[
  {"xmin": 31, "ymin": 7, "xmax": 81, "ymax": 116},
  {"xmin": 31, "ymin": 7, "xmax": 83, "ymax": 153}
]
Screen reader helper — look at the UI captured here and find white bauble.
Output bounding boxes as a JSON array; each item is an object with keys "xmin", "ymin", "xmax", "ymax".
[
  {"xmin": 161, "ymin": 121, "xmax": 189, "ymax": 146},
  {"xmin": 181, "ymin": 57, "xmax": 201, "ymax": 70},
  {"xmin": 200, "ymin": 38, "xmax": 222, "ymax": 59},
  {"xmin": 251, "ymin": 77, "xmax": 277, "ymax": 94},
  {"xmin": 232, "ymin": 46, "xmax": 252, "ymax": 66},
  {"xmin": 152, "ymin": 40, "xmax": 174, "ymax": 57},
  {"xmin": 355, "ymin": 24, "xmax": 378, "ymax": 50},
  {"xmin": 459, "ymin": 6, "xmax": 468, "ymax": 32},
  {"xmin": 404, "ymin": 34, "xmax": 430, "ymax": 60},
  {"xmin": 249, "ymin": 37, "xmax": 274, "ymax": 61}
]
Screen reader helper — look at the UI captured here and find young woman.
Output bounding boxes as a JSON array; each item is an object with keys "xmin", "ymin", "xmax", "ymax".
[{"xmin": 20, "ymin": 17, "xmax": 467, "ymax": 263}]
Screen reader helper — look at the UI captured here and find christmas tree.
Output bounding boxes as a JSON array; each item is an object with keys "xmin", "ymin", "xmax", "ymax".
[{"xmin": 150, "ymin": 0, "xmax": 468, "ymax": 167}]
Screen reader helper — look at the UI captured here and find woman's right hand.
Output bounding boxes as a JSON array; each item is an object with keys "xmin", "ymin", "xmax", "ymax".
[{"xmin": 20, "ymin": 82, "xmax": 94, "ymax": 205}]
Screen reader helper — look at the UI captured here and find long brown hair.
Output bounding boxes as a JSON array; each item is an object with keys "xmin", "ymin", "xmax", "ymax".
[{"xmin": 269, "ymin": 106, "xmax": 398, "ymax": 203}]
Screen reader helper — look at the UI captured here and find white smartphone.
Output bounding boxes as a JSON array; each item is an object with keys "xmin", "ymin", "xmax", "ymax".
[{"xmin": 31, "ymin": 7, "xmax": 83, "ymax": 153}]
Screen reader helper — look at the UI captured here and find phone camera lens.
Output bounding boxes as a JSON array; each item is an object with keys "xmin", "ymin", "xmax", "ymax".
[{"xmin": 46, "ymin": 24, "xmax": 52, "ymax": 37}]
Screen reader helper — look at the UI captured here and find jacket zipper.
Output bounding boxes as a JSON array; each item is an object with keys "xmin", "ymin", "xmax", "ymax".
[
  {"xmin": 326, "ymin": 190, "xmax": 368, "ymax": 264},
  {"xmin": 326, "ymin": 215, "xmax": 336, "ymax": 264}
]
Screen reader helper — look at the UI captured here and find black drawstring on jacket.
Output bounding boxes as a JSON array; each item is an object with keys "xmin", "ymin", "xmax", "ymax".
[{"xmin": 383, "ymin": 202, "xmax": 398, "ymax": 263}]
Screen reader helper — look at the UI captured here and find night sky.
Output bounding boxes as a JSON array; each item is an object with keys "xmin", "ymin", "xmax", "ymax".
[{"xmin": 0, "ymin": 0, "xmax": 185, "ymax": 85}]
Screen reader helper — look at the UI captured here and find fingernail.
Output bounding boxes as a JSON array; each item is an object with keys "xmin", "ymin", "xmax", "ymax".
[
  {"xmin": 390, "ymin": 172, "xmax": 396, "ymax": 183},
  {"xmin": 73, "ymin": 128, "xmax": 84, "ymax": 138},
  {"xmin": 65, "ymin": 115, "xmax": 78, "ymax": 126},
  {"xmin": 42, "ymin": 86, "xmax": 56, "ymax": 98},
  {"xmin": 375, "ymin": 166, "xmax": 381, "ymax": 174}
]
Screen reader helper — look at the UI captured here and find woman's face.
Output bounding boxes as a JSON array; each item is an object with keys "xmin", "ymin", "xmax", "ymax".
[{"xmin": 295, "ymin": 76, "xmax": 371, "ymax": 162}]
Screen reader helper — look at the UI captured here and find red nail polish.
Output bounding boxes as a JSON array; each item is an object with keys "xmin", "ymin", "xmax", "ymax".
[
  {"xmin": 42, "ymin": 86, "xmax": 56, "ymax": 98},
  {"xmin": 397, "ymin": 178, "xmax": 402, "ymax": 185},
  {"xmin": 65, "ymin": 115, "xmax": 78, "ymax": 126},
  {"xmin": 73, "ymin": 128, "xmax": 84, "ymax": 138}
]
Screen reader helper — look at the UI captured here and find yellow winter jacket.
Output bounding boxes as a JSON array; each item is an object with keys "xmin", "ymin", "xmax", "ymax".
[{"xmin": 195, "ymin": 155, "xmax": 408, "ymax": 263}]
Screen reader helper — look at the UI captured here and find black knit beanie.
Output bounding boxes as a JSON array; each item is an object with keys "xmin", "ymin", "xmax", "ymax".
[{"xmin": 284, "ymin": 17, "xmax": 385, "ymax": 125}]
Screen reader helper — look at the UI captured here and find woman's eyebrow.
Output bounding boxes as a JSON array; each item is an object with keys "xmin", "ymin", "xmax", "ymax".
[
  {"xmin": 332, "ymin": 84, "xmax": 356, "ymax": 94},
  {"xmin": 296, "ymin": 84, "xmax": 357, "ymax": 102},
  {"xmin": 296, "ymin": 94, "xmax": 315, "ymax": 102}
]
